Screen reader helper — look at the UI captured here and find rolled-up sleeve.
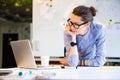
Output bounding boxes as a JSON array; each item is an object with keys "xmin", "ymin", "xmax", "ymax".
[{"xmin": 66, "ymin": 53, "xmax": 79, "ymax": 67}]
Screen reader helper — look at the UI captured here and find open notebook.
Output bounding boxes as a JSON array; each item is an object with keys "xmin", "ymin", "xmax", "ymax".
[{"xmin": 10, "ymin": 40, "xmax": 61, "ymax": 69}]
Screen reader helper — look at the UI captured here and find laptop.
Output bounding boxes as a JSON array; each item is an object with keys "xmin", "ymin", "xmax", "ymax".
[
  {"xmin": 10, "ymin": 40, "xmax": 37, "ymax": 69},
  {"xmin": 10, "ymin": 40, "xmax": 62, "ymax": 69}
]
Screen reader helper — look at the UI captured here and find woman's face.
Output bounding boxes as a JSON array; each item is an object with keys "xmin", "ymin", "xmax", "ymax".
[{"xmin": 68, "ymin": 14, "xmax": 90, "ymax": 35}]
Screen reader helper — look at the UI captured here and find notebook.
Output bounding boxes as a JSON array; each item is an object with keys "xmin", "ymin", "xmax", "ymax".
[{"xmin": 10, "ymin": 40, "xmax": 62, "ymax": 69}]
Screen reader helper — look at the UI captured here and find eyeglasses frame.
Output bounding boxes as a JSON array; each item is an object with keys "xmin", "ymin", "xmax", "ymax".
[{"xmin": 67, "ymin": 18, "xmax": 88, "ymax": 29}]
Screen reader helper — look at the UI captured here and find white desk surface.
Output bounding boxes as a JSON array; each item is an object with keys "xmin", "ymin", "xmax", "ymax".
[{"xmin": 0, "ymin": 66, "xmax": 120, "ymax": 80}]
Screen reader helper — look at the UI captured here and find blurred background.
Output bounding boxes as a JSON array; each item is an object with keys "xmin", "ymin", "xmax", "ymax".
[{"xmin": 0, "ymin": 0, "xmax": 32, "ymax": 68}]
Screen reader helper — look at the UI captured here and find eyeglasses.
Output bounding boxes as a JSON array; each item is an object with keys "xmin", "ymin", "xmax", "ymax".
[{"xmin": 67, "ymin": 18, "xmax": 88, "ymax": 29}]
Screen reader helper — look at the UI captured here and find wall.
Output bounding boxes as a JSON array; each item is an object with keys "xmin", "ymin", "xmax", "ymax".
[
  {"xmin": 0, "ymin": 20, "xmax": 30, "ymax": 67},
  {"xmin": 32, "ymin": 0, "xmax": 120, "ymax": 57},
  {"xmin": 106, "ymin": 23, "xmax": 120, "ymax": 57}
]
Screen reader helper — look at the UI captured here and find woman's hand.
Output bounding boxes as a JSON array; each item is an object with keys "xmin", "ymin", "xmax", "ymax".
[
  {"xmin": 65, "ymin": 24, "xmax": 76, "ymax": 42},
  {"xmin": 65, "ymin": 24, "xmax": 76, "ymax": 37},
  {"xmin": 59, "ymin": 57, "xmax": 69, "ymax": 66}
]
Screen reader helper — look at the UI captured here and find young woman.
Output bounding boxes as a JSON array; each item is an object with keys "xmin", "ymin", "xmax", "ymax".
[{"xmin": 60, "ymin": 5, "xmax": 106, "ymax": 67}]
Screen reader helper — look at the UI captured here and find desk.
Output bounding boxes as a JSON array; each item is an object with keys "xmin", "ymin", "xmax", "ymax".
[{"xmin": 0, "ymin": 66, "xmax": 120, "ymax": 80}]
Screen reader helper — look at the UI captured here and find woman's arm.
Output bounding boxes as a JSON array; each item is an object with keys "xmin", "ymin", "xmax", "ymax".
[
  {"xmin": 88, "ymin": 26, "xmax": 106, "ymax": 67},
  {"xmin": 60, "ymin": 24, "xmax": 79, "ymax": 67}
]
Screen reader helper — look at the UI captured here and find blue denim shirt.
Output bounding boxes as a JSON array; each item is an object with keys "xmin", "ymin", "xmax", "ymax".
[{"xmin": 64, "ymin": 22, "xmax": 106, "ymax": 67}]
